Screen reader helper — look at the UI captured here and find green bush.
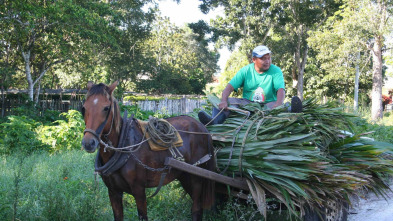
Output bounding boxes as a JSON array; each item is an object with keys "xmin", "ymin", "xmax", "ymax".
[
  {"xmin": 119, "ymin": 103, "xmax": 173, "ymax": 120},
  {"xmin": 352, "ymin": 117, "xmax": 393, "ymax": 143},
  {"xmin": 36, "ymin": 110, "xmax": 85, "ymax": 152},
  {"xmin": 124, "ymin": 95, "xmax": 169, "ymax": 102},
  {"xmin": 123, "ymin": 95, "xmax": 204, "ymax": 102},
  {"xmin": 0, "ymin": 116, "xmax": 48, "ymax": 154},
  {"xmin": 10, "ymin": 101, "xmax": 63, "ymax": 124},
  {"xmin": 352, "ymin": 108, "xmax": 393, "ymax": 143}
]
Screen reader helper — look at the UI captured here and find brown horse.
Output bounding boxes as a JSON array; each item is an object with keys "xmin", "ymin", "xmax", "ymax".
[{"xmin": 81, "ymin": 81, "xmax": 215, "ymax": 221}]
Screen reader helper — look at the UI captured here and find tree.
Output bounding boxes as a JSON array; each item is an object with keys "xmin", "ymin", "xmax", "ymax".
[
  {"xmin": 0, "ymin": 27, "xmax": 18, "ymax": 116},
  {"xmin": 309, "ymin": 0, "xmax": 393, "ymax": 120},
  {"xmin": 268, "ymin": 0, "xmax": 342, "ymax": 99},
  {"xmin": 200, "ymin": 0, "xmax": 272, "ymax": 57},
  {"xmin": 308, "ymin": 1, "xmax": 372, "ymax": 104},
  {"xmin": 102, "ymin": 0, "xmax": 156, "ymax": 98},
  {"xmin": 199, "ymin": 0, "xmax": 341, "ymax": 99},
  {"xmin": 0, "ymin": 0, "xmax": 121, "ymax": 101},
  {"xmin": 368, "ymin": 0, "xmax": 393, "ymax": 120},
  {"xmin": 137, "ymin": 17, "xmax": 218, "ymax": 94}
]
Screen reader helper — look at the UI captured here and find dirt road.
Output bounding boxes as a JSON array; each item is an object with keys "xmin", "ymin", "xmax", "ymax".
[{"xmin": 348, "ymin": 184, "xmax": 393, "ymax": 221}]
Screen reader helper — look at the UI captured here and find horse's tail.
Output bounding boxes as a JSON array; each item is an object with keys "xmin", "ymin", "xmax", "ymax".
[{"xmin": 201, "ymin": 134, "xmax": 216, "ymax": 210}]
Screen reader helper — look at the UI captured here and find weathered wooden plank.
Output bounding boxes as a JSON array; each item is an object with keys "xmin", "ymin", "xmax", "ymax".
[{"xmin": 164, "ymin": 157, "xmax": 249, "ymax": 191}]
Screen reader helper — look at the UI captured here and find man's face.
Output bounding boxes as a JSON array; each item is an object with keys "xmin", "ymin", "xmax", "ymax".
[{"xmin": 253, "ymin": 54, "xmax": 271, "ymax": 72}]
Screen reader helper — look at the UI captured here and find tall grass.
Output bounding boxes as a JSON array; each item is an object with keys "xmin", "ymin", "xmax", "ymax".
[
  {"xmin": 0, "ymin": 150, "xmax": 209, "ymax": 220},
  {"xmin": 0, "ymin": 150, "xmax": 275, "ymax": 220},
  {"xmin": 0, "ymin": 151, "xmax": 112, "ymax": 220}
]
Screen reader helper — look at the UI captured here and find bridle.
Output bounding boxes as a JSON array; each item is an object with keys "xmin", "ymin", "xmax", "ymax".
[{"xmin": 83, "ymin": 97, "xmax": 114, "ymax": 141}]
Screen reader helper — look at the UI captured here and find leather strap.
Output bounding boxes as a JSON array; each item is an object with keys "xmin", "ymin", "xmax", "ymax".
[
  {"xmin": 149, "ymin": 172, "xmax": 168, "ymax": 198},
  {"xmin": 84, "ymin": 99, "xmax": 112, "ymax": 138},
  {"xmin": 95, "ymin": 110, "xmax": 131, "ymax": 176},
  {"xmin": 150, "ymin": 153, "xmax": 212, "ymax": 198}
]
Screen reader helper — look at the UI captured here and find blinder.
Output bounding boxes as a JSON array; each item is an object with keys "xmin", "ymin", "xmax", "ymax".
[{"xmin": 81, "ymin": 106, "xmax": 85, "ymax": 117}]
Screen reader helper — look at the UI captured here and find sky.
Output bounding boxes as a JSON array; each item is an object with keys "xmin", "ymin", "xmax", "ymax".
[{"xmin": 158, "ymin": 0, "xmax": 230, "ymax": 74}]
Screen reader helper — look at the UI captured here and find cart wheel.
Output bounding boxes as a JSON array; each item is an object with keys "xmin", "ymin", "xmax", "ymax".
[
  {"xmin": 325, "ymin": 200, "xmax": 348, "ymax": 221},
  {"xmin": 304, "ymin": 200, "xmax": 348, "ymax": 221}
]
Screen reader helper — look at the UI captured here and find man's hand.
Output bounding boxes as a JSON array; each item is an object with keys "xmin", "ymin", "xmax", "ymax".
[
  {"xmin": 218, "ymin": 100, "xmax": 228, "ymax": 110},
  {"xmin": 265, "ymin": 101, "xmax": 284, "ymax": 109},
  {"xmin": 265, "ymin": 88, "xmax": 285, "ymax": 110}
]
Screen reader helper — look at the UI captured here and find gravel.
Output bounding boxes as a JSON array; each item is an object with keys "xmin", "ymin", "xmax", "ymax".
[{"xmin": 348, "ymin": 184, "xmax": 393, "ymax": 221}]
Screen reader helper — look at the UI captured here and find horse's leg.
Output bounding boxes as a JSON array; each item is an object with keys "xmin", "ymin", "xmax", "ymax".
[
  {"xmin": 179, "ymin": 175, "xmax": 204, "ymax": 221},
  {"xmin": 108, "ymin": 189, "xmax": 124, "ymax": 221},
  {"xmin": 133, "ymin": 185, "xmax": 148, "ymax": 221}
]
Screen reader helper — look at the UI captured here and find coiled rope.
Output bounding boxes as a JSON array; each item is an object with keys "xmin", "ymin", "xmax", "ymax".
[
  {"xmin": 146, "ymin": 117, "xmax": 184, "ymax": 160},
  {"xmin": 145, "ymin": 117, "xmax": 179, "ymax": 148}
]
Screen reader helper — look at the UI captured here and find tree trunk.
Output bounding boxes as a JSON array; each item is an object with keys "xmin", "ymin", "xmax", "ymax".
[
  {"xmin": 1, "ymin": 85, "xmax": 4, "ymax": 117},
  {"xmin": 295, "ymin": 45, "xmax": 308, "ymax": 101},
  {"xmin": 35, "ymin": 80, "xmax": 41, "ymax": 104},
  {"xmin": 292, "ymin": 64, "xmax": 298, "ymax": 89},
  {"xmin": 371, "ymin": 37, "xmax": 383, "ymax": 120},
  {"xmin": 294, "ymin": 25, "xmax": 308, "ymax": 100},
  {"xmin": 354, "ymin": 52, "xmax": 360, "ymax": 111},
  {"xmin": 22, "ymin": 50, "xmax": 34, "ymax": 101}
]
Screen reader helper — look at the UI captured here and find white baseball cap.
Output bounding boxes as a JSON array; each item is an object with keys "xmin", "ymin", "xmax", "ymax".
[{"xmin": 252, "ymin": 45, "xmax": 271, "ymax": 58}]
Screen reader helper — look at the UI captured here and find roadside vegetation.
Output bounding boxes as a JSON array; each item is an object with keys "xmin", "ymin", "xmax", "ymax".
[
  {"xmin": 0, "ymin": 102, "xmax": 392, "ymax": 220},
  {"xmin": 1, "ymin": 0, "xmax": 393, "ymax": 219}
]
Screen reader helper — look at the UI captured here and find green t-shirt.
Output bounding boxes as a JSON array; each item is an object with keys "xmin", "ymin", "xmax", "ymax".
[{"xmin": 229, "ymin": 63, "xmax": 285, "ymax": 103}]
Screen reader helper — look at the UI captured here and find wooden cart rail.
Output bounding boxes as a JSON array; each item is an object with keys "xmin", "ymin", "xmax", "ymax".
[{"xmin": 164, "ymin": 157, "xmax": 249, "ymax": 191}]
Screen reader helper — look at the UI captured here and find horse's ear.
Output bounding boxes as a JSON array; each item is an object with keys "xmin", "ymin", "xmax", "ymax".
[
  {"xmin": 87, "ymin": 81, "xmax": 94, "ymax": 90},
  {"xmin": 108, "ymin": 81, "xmax": 119, "ymax": 95}
]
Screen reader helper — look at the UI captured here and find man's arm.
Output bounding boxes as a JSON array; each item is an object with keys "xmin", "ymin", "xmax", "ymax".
[
  {"xmin": 265, "ymin": 88, "xmax": 285, "ymax": 109},
  {"xmin": 218, "ymin": 83, "xmax": 234, "ymax": 110}
]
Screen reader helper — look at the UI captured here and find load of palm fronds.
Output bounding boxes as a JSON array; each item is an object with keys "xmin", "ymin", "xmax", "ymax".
[{"xmin": 206, "ymin": 95, "xmax": 393, "ymax": 218}]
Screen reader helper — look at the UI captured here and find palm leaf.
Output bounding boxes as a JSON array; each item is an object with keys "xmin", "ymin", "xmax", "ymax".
[{"xmin": 207, "ymin": 94, "xmax": 393, "ymax": 219}]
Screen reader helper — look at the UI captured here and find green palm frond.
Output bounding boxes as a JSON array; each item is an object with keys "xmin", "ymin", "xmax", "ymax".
[{"xmin": 207, "ymin": 95, "xmax": 393, "ymax": 219}]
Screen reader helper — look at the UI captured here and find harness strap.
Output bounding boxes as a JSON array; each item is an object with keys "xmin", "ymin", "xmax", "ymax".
[
  {"xmin": 149, "ymin": 153, "xmax": 212, "ymax": 198},
  {"xmin": 95, "ymin": 102, "xmax": 112, "ymax": 135},
  {"xmin": 95, "ymin": 110, "xmax": 130, "ymax": 176},
  {"xmin": 84, "ymin": 128, "xmax": 100, "ymax": 139},
  {"xmin": 84, "ymin": 100, "xmax": 112, "ymax": 139},
  {"xmin": 149, "ymin": 171, "xmax": 168, "ymax": 198}
]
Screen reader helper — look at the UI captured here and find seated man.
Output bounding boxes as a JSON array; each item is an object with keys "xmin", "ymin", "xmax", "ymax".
[{"xmin": 199, "ymin": 45, "xmax": 302, "ymax": 126}]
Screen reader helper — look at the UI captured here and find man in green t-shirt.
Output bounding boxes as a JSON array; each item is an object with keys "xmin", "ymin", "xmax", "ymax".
[{"xmin": 199, "ymin": 45, "xmax": 302, "ymax": 126}]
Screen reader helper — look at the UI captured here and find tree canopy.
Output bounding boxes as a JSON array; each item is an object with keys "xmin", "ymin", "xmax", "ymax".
[
  {"xmin": 0, "ymin": 0, "xmax": 218, "ymax": 100},
  {"xmin": 136, "ymin": 17, "xmax": 218, "ymax": 94},
  {"xmin": 1, "ymin": 0, "xmax": 393, "ymax": 120},
  {"xmin": 197, "ymin": 0, "xmax": 393, "ymax": 120}
]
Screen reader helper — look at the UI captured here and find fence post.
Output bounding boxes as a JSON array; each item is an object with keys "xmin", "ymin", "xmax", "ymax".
[{"xmin": 181, "ymin": 96, "xmax": 186, "ymax": 114}]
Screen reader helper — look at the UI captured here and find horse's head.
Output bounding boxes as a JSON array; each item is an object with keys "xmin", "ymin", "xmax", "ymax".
[{"xmin": 81, "ymin": 81, "xmax": 119, "ymax": 153}]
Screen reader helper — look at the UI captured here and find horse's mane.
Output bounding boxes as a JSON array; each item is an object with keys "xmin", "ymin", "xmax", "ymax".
[
  {"xmin": 86, "ymin": 83, "xmax": 110, "ymax": 97},
  {"xmin": 86, "ymin": 83, "xmax": 121, "ymax": 134}
]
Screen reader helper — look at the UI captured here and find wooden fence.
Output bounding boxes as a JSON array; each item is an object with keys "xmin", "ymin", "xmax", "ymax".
[
  {"xmin": 0, "ymin": 98, "xmax": 85, "ymax": 117},
  {"xmin": 1, "ymin": 95, "xmax": 207, "ymax": 117},
  {"xmin": 124, "ymin": 97, "xmax": 207, "ymax": 116}
]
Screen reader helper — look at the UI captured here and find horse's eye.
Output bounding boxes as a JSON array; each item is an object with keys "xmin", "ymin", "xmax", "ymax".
[
  {"xmin": 81, "ymin": 107, "xmax": 85, "ymax": 117},
  {"xmin": 104, "ymin": 106, "xmax": 110, "ymax": 112}
]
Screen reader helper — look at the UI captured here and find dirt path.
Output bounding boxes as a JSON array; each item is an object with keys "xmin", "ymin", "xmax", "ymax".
[{"xmin": 347, "ymin": 184, "xmax": 393, "ymax": 221}]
